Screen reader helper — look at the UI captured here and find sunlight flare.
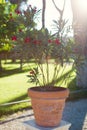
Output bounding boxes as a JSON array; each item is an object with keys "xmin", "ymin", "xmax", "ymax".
[{"xmin": 78, "ymin": 0, "xmax": 87, "ymax": 12}]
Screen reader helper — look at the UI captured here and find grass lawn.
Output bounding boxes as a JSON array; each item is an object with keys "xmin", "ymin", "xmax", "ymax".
[{"xmin": 0, "ymin": 60, "xmax": 76, "ymax": 119}]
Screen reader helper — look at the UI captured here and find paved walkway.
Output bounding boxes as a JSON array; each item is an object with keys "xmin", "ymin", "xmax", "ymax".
[{"xmin": 0, "ymin": 98, "xmax": 87, "ymax": 130}]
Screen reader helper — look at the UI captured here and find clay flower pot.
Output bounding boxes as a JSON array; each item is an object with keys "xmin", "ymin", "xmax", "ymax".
[{"xmin": 28, "ymin": 87, "xmax": 69, "ymax": 127}]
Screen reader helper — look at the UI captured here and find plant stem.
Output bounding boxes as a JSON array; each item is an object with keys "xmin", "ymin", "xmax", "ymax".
[
  {"xmin": 46, "ymin": 59, "xmax": 49, "ymax": 85},
  {"xmin": 56, "ymin": 62, "xmax": 67, "ymax": 85},
  {"xmin": 38, "ymin": 63, "xmax": 46, "ymax": 86},
  {"xmin": 52, "ymin": 62, "xmax": 58, "ymax": 85},
  {"xmin": 54, "ymin": 63, "xmax": 61, "ymax": 82}
]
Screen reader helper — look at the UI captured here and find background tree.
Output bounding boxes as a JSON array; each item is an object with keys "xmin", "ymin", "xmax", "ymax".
[
  {"xmin": 71, "ymin": 0, "xmax": 87, "ymax": 88},
  {"xmin": 10, "ymin": 3, "xmax": 40, "ymax": 70},
  {"xmin": 0, "ymin": 3, "xmax": 18, "ymax": 70}
]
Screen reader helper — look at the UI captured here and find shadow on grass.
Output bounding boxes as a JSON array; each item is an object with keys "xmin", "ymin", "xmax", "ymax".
[
  {"xmin": 7, "ymin": 93, "xmax": 28, "ymax": 103},
  {"xmin": 0, "ymin": 92, "xmax": 30, "ymax": 118},
  {"xmin": 0, "ymin": 60, "xmax": 36, "ymax": 77},
  {"xmin": 0, "ymin": 68, "xmax": 31, "ymax": 78},
  {"xmin": 3, "ymin": 59, "xmax": 35, "ymax": 64}
]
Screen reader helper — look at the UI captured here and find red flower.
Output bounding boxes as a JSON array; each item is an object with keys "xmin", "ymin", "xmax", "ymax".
[
  {"xmin": 54, "ymin": 38, "xmax": 61, "ymax": 45},
  {"xmin": 9, "ymin": 13, "xmax": 14, "ymax": 21},
  {"xmin": 10, "ymin": 13, "xmax": 12, "ymax": 17},
  {"xmin": 19, "ymin": 29, "xmax": 22, "ymax": 32},
  {"xmin": 24, "ymin": 37, "xmax": 31, "ymax": 43},
  {"xmin": 11, "ymin": 36, "xmax": 17, "ymax": 41},
  {"xmin": 30, "ymin": 71, "xmax": 35, "ymax": 75},
  {"xmin": 15, "ymin": 10, "xmax": 21, "ymax": 15},
  {"xmin": 48, "ymin": 39, "xmax": 52, "ymax": 43},
  {"xmin": 33, "ymin": 40, "xmax": 41, "ymax": 44}
]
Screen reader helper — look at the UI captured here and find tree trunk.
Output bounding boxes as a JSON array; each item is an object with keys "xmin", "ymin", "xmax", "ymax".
[
  {"xmin": 0, "ymin": 59, "xmax": 2, "ymax": 71},
  {"xmin": 20, "ymin": 58, "xmax": 23, "ymax": 70},
  {"xmin": 11, "ymin": 58, "xmax": 16, "ymax": 63},
  {"xmin": 71, "ymin": 0, "xmax": 87, "ymax": 88},
  {"xmin": 42, "ymin": 0, "xmax": 46, "ymax": 28}
]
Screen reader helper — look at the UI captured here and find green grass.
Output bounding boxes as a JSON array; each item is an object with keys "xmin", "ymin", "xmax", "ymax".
[
  {"xmin": 0, "ymin": 60, "xmax": 76, "ymax": 119},
  {"xmin": 0, "ymin": 60, "xmax": 36, "ymax": 104}
]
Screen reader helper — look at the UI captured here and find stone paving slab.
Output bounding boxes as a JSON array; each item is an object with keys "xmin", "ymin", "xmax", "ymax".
[
  {"xmin": 23, "ymin": 119, "xmax": 71, "ymax": 130},
  {"xmin": 0, "ymin": 98, "xmax": 87, "ymax": 130}
]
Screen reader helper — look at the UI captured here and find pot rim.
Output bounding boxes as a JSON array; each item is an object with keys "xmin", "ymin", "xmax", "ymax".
[{"xmin": 28, "ymin": 86, "xmax": 69, "ymax": 99}]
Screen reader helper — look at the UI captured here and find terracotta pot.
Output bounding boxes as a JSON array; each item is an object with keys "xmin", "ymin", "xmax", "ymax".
[{"xmin": 28, "ymin": 87, "xmax": 69, "ymax": 127}]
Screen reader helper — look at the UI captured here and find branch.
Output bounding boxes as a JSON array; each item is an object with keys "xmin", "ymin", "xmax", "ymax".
[
  {"xmin": 62, "ymin": 0, "xmax": 66, "ymax": 17},
  {"xmin": 52, "ymin": 0, "xmax": 61, "ymax": 14},
  {"xmin": 52, "ymin": 0, "xmax": 66, "ymax": 17}
]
